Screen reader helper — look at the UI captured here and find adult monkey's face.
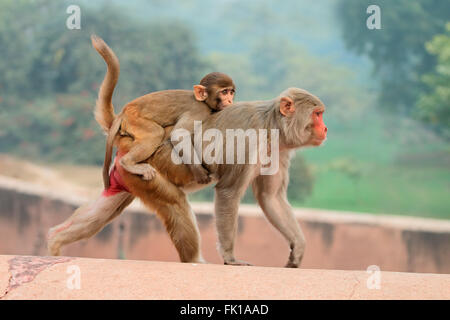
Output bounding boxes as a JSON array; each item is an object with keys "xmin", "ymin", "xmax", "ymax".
[
  {"xmin": 309, "ymin": 107, "xmax": 327, "ymax": 145},
  {"xmin": 278, "ymin": 88, "xmax": 328, "ymax": 147}
]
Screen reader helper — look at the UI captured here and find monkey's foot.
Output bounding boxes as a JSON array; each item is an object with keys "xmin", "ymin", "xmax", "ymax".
[
  {"xmin": 46, "ymin": 229, "xmax": 59, "ymax": 256},
  {"xmin": 46, "ymin": 240, "xmax": 61, "ymax": 256},
  {"xmin": 285, "ymin": 261, "xmax": 300, "ymax": 268},
  {"xmin": 141, "ymin": 166, "xmax": 157, "ymax": 180},
  {"xmin": 224, "ymin": 259, "xmax": 253, "ymax": 266}
]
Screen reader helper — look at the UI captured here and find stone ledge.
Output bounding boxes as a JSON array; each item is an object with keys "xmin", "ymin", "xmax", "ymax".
[{"xmin": 0, "ymin": 255, "xmax": 449, "ymax": 300}]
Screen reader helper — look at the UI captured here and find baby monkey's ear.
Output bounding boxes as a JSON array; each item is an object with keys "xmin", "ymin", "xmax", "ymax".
[{"xmin": 193, "ymin": 85, "xmax": 208, "ymax": 101}]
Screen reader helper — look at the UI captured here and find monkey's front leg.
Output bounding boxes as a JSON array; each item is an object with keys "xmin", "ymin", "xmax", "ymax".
[
  {"xmin": 252, "ymin": 171, "xmax": 306, "ymax": 268},
  {"xmin": 278, "ymin": 197, "xmax": 306, "ymax": 268},
  {"xmin": 214, "ymin": 187, "xmax": 252, "ymax": 266}
]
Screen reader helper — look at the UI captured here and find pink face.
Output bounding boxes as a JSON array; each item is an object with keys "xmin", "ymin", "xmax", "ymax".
[
  {"xmin": 311, "ymin": 108, "xmax": 327, "ymax": 145},
  {"xmin": 216, "ymin": 87, "xmax": 235, "ymax": 110}
]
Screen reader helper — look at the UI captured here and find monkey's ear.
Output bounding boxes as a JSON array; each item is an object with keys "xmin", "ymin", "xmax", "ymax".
[
  {"xmin": 193, "ymin": 85, "xmax": 208, "ymax": 101},
  {"xmin": 279, "ymin": 97, "xmax": 295, "ymax": 116}
]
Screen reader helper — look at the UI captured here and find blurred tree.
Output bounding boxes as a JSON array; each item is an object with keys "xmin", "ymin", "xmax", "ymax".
[
  {"xmin": 0, "ymin": 0, "xmax": 208, "ymax": 164},
  {"xmin": 0, "ymin": 0, "xmax": 53, "ymax": 97},
  {"xmin": 336, "ymin": 0, "xmax": 450, "ymax": 116},
  {"xmin": 0, "ymin": 95, "xmax": 105, "ymax": 164},
  {"xmin": 287, "ymin": 153, "xmax": 314, "ymax": 202},
  {"xmin": 416, "ymin": 22, "xmax": 450, "ymax": 138}
]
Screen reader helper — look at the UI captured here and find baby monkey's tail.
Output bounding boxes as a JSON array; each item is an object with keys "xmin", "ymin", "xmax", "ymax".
[{"xmin": 91, "ymin": 34, "xmax": 120, "ymax": 133}]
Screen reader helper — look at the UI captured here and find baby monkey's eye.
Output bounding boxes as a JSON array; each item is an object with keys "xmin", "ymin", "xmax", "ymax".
[{"xmin": 221, "ymin": 89, "xmax": 235, "ymax": 95}]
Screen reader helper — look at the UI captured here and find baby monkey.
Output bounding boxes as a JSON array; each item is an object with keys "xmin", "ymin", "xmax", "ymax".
[{"xmin": 92, "ymin": 36, "xmax": 235, "ymax": 187}]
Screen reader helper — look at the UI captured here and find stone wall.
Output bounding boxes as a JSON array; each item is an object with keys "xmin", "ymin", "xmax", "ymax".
[{"xmin": 1, "ymin": 176, "xmax": 449, "ymax": 273}]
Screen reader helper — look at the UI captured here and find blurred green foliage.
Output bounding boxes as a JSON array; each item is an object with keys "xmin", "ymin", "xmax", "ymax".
[
  {"xmin": 337, "ymin": 0, "xmax": 450, "ymax": 134},
  {"xmin": 0, "ymin": 0, "xmax": 208, "ymax": 165},
  {"xmin": 0, "ymin": 0, "xmax": 448, "ymax": 218},
  {"xmin": 417, "ymin": 23, "xmax": 450, "ymax": 138}
]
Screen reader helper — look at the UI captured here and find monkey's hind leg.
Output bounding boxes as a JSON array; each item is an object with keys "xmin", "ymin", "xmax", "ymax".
[
  {"xmin": 158, "ymin": 202, "xmax": 204, "ymax": 263},
  {"xmin": 47, "ymin": 192, "xmax": 134, "ymax": 256},
  {"xmin": 119, "ymin": 118, "xmax": 165, "ymax": 181},
  {"xmin": 135, "ymin": 178, "xmax": 205, "ymax": 264}
]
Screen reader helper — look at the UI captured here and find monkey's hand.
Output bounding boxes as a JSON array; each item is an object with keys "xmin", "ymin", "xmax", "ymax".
[{"xmin": 191, "ymin": 165, "xmax": 212, "ymax": 184}]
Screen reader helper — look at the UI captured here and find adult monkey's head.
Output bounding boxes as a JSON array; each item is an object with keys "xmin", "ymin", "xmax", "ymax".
[
  {"xmin": 193, "ymin": 72, "xmax": 236, "ymax": 111},
  {"xmin": 277, "ymin": 88, "xmax": 328, "ymax": 148}
]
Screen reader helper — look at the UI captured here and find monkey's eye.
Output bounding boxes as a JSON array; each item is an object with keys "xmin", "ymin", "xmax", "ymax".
[{"xmin": 221, "ymin": 89, "xmax": 235, "ymax": 95}]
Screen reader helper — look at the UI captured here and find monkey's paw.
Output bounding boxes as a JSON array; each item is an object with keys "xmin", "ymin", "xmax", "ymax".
[
  {"xmin": 224, "ymin": 259, "xmax": 253, "ymax": 266},
  {"xmin": 141, "ymin": 166, "xmax": 157, "ymax": 180},
  {"xmin": 284, "ymin": 261, "xmax": 300, "ymax": 268},
  {"xmin": 192, "ymin": 167, "xmax": 212, "ymax": 184}
]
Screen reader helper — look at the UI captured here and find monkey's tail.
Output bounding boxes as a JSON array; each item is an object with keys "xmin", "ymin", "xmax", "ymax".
[
  {"xmin": 102, "ymin": 117, "xmax": 122, "ymax": 189},
  {"xmin": 91, "ymin": 34, "xmax": 120, "ymax": 133}
]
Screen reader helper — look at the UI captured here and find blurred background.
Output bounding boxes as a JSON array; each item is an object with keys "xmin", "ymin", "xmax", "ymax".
[{"xmin": 0, "ymin": 0, "xmax": 449, "ymax": 221}]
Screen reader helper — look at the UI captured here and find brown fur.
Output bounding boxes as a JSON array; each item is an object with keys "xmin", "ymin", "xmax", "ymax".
[
  {"xmin": 91, "ymin": 35, "xmax": 120, "ymax": 133},
  {"xmin": 91, "ymin": 35, "xmax": 235, "ymax": 188},
  {"xmin": 48, "ymin": 36, "xmax": 328, "ymax": 266},
  {"xmin": 122, "ymin": 88, "xmax": 327, "ymax": 266},
  {"xmin": 47, "ymin": 87, "xmax": 327, "ymax": 267}
]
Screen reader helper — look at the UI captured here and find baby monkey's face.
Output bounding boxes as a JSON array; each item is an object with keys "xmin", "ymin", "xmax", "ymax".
[{"xmin": 215, "ymin": 87, "xmax": 235, "ymax": 110}]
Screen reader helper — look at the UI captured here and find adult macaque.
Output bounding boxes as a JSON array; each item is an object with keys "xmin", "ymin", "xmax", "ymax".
[
  {"xmin": 119, "ymin": 88, "xmax": 327, "ymax": 267},
  {"xmin": 91, "ymin": 35, "xmax": 235, "ymax": 188},
  {"xmin": 48, "ymin": 83, "xmax": 327, "ymax": 268}
]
